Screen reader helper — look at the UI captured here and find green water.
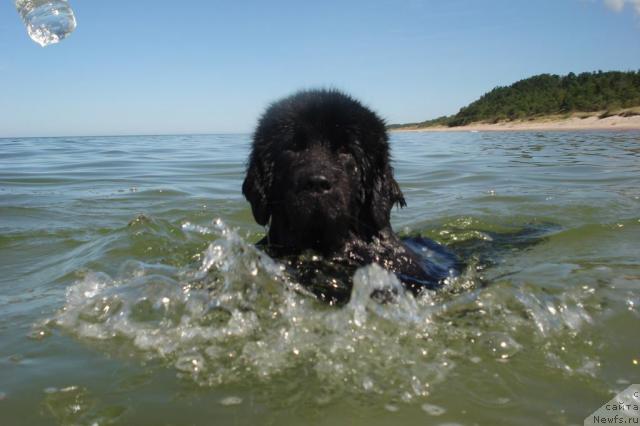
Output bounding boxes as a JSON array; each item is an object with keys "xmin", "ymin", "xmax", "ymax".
[{"xmin": 1, "ymin": 132, "xmax": 639, "ymax": 425}]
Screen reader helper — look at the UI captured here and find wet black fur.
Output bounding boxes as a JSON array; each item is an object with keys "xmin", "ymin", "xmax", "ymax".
[{"xmin": 243, "ymin": 89, "xmax": 450, "ymax": 303}]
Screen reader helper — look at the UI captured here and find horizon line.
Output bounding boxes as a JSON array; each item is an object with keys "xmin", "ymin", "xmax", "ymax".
[{"xmin": 0, "ymin": 131, "xmax": 254, "ymax": 140}]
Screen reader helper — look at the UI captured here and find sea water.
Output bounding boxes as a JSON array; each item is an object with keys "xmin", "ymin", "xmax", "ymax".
[{"xmin": 0, "ymin": 132, "xmax": 639, "ymax": 425}]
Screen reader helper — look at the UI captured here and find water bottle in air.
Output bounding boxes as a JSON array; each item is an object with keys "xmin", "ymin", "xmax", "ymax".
[{"xmin": 14, "ymin": 0, "xmax": 77, "ymax": 47}]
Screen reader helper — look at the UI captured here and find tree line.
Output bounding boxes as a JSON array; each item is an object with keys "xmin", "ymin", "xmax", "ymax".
[{"xmin": 389, "ymin": 71, "xmax": 640, "ymax": 128}]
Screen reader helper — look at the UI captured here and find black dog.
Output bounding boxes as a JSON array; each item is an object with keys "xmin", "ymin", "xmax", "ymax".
[{"xmin": 243, "ymin": 89, "xmax": 456, "ymax": 304}]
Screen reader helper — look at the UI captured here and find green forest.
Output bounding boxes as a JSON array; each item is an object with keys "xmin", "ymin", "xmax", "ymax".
[{"xmin": 390, "ymin": 71, "xmax": 640, "ymax": 128}]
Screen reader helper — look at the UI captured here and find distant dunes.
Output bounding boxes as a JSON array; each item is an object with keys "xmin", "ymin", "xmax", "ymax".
[{"xmin": 389, "ymin": 71, "xmax": 640, "ymax": 129}]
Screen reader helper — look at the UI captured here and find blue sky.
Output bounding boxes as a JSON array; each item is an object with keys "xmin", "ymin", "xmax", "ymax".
[{"xmin": 1, "ymin": 0, "xmax": 639, "ymax": 137}]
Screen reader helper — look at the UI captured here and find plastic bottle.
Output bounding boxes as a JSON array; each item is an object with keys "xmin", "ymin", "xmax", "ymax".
[{"xmin": 14, "ymin": 0, "xmax": 77, "ymax": 47}]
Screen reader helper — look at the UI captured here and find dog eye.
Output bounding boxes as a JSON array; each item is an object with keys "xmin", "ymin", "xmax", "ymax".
[
  {"xmin": 337, "ymin": 146, "xmax": 352, "ymax": 157},
  {"xmin": 338, "ymin": 150, "xmax": 356, "ymax": 170},
  {"xmin": 339, "ymin": 153, "xmax": 352, "ymax": 162},
  {"xmin": 283, "ymin": 146, "xmax": 301, "ymax": 154}
]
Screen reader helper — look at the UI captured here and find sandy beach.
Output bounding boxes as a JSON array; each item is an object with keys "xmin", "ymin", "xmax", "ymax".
[{"xmin": 391, "ymin": 112, "xmax": 640, "ymax": 132}]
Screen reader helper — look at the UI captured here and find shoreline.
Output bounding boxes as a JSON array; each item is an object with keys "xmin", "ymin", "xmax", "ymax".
[{"xmin": 390, "ymin": 113, "xmax": 640, "ymax": 133}]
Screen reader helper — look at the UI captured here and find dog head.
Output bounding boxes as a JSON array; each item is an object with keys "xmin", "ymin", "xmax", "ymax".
[{"xmin": 243, "ymin": 89, "xmax": 406, "ymax": 253}]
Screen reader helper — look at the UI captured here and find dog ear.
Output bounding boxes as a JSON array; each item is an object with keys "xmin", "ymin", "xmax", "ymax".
[
  {"xmin": 366, "ymin": 163, "xmax": 406, "ymax": 230},
  {"xmin": 242, "ymin": 156, "xmax": 271, "ymax": 226}
]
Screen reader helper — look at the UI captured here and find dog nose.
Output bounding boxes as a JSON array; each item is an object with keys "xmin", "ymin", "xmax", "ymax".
[{"xmin": 300, "ymin": 174, "xmax": 332, "ymax": 193}]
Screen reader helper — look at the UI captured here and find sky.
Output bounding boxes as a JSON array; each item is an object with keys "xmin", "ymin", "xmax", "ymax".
[{"xmin": 1, "ymin": 0, "xmax": 640, "ymax": 137}]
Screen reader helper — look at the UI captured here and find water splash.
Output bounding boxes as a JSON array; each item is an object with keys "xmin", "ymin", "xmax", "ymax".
[
  {"xmin": 50, "ymin": 217, "xmax": 602, "ymax": 404},
  {"xmin": 15, "ymin": 0, "xmax": 77, "ymax": 47}
]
